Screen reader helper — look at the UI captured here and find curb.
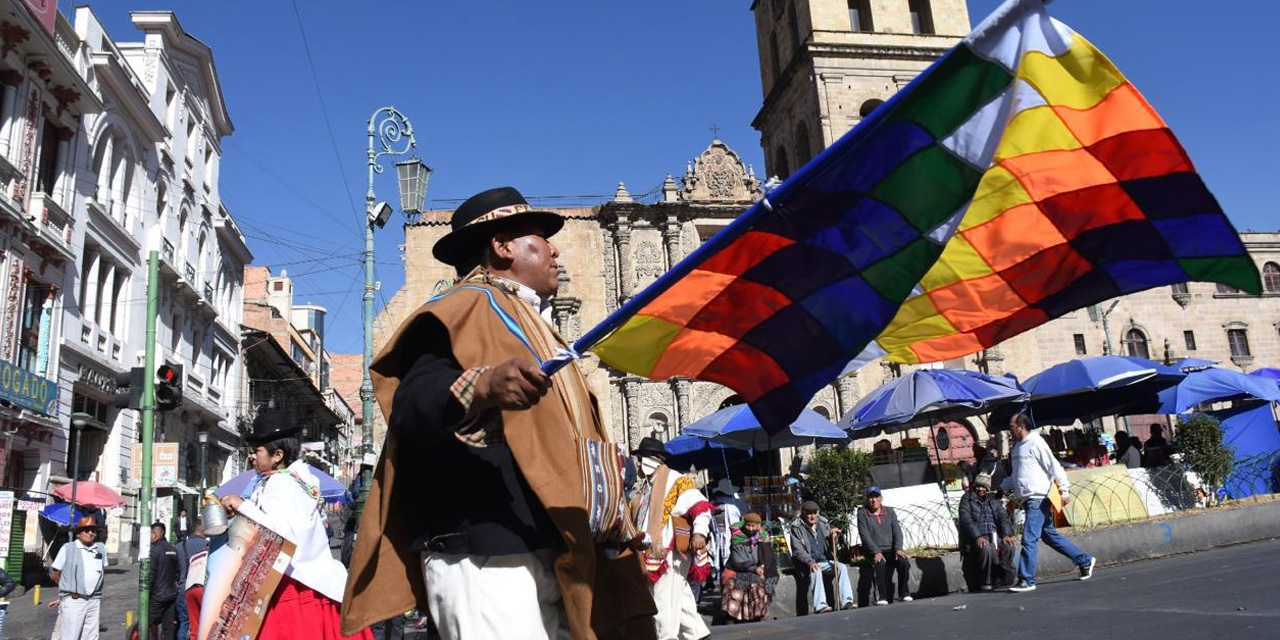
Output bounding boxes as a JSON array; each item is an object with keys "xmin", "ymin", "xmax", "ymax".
[{"xmin": 758, "ymin": 497, "xmax": 1280, "ymax": 617}]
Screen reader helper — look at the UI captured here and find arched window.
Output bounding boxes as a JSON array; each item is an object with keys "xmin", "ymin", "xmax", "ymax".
[
  {"xmin": 812, "ymin": 405, "xmax": 830, "ymax": 420},
  {"xmin": 154, "ymin": 182, "xmax": 167, "ymax": 226},
  {"xmin": 110, "ymin": 147, "xmax": 133, "ymax": 224},
  {"xmin": 859, "ymin": 98, "xmax": 884, "ymax": 119},
  {"xmin": 1122, "ymin": 328, "xmax": 1149, "ymax": 360},
  {"xmin": 178, "ymin": 207, "xmax": 190, "ymax": 257},
  {"xmin": 718, "ymin": 395, "xmax": 744, "ymax": 412},
  {"xmin": 91, "ymin": 132, "xmax": 113, "ymax": 202},
  {"xmin": 772, "ymin": 147, "xmax": 790, "ymax": 180},
  {"xmin": 645, "ymin": 412, "xmax": 670, "ymax": 439},
  {"xmin": 197, "ymin": 229, "xmax": 208, "ymax": 283},
  {"xmin": 1263, "ymin": 262, "xmax": 1280, "ymax": 293}
]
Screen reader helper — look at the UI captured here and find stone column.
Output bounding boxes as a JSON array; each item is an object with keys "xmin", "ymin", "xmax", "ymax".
[
  {"xmin": 836, "ymin": 374, "xmax": 859, "ymax": 418},
  {"xmin": 614, "ymin": 219, "xmax": 634, "ymax": 303},
  {"xmin": 83, "ymin": 250, "xmax": 100, "ymax": 327},
  {"xmin": 0, "ymin": 72, "xmax": 20, "ymax": 160},
  {"xmin": 673, "ymin": 378, "xmax": 692, "ymax": 428},
  {"xmin": 600, "ymin": 226, "xmax": 618, "ymax": 313},
  {"xmin": 623, "ymin": 377, "xmax": 643, "ymax": 449},
  {"xmin": 662, "ymin": 216, "xmax": 682, "ymax": 269},
  {"xmin": 100, "ymin": 261, "xmax": 116, "ymax": 330}
]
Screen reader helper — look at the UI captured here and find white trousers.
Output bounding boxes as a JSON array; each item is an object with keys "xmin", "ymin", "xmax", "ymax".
[
  {"xmin": 58, "ymin": 596, "xmax": 99, "ymax": 640},
  {"xmin": 651, "ymin": 567, "xmax": 709, "ymax": 640},
  {"xmin": 423, "ymin": 551, "xmax": 568, "ymax": 640}
]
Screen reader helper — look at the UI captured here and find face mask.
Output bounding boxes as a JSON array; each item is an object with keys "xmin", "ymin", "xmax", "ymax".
[{"xmin": 638, "ymin": 456, "xmax": 661, "ymax": 477}]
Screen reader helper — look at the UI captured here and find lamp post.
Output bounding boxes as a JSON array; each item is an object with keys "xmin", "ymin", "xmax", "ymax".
[
  {"xmin": 356, "ymin": 107, "xmax": 430, "ymax": 524},
  {"xmin": 67, "ymin": 412, "xmax": 92, "ymax": 540},
  {"xmin": 197, "ymin": 429, "xmax": 209, "ymax": 491}
]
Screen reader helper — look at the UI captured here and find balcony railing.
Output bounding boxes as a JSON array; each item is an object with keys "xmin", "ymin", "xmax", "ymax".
[
  {"xmin": 203, "ymin": 282, "xmax": 215, "ymax": 304},
  {"xmin": 184, "ymin": 262, "xmax": 196, "ymax": 283},
  {"xmin": 162, "ymin": 238, "xmax": 175, "ymax": 264},
  {"xmin": 29, "ymin": 192, "xmax": 74, "ymax": 259}
]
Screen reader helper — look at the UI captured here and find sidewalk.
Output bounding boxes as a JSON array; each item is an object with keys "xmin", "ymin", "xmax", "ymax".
[
  {"xmin": 2, "ymin": 513, "xmax": 351, "ymax": 640},
  {"xmin": 2, "ymin": 561, "xmax": 139, "ymax": 640}
]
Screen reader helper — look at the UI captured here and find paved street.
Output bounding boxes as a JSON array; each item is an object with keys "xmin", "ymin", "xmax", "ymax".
[
  {"xmin": 5, "ymin": 535, "xmax": 1277, "ymax": 639},
  {"xmin": 716, "ymin": 537, "xmax": 1280, "ymax": 640}
]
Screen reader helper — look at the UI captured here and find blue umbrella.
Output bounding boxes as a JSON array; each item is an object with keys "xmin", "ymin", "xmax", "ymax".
[
  {"xmin": 682, "ymin": 405, "xmax": 848, "ymax": 450},
  {"xmin": 38, "ymin": 503, "xmax": 85, "ymax": 527},
  {"xmin": 1172, "ymin": 357, "xmax": 1218, "ymax": 372},
  {"xmin": 1148, "ymin": 367, "xmax": 1280, "ymax": 414},
  {"xmin": 1020, "ymin": 356, "xmax": 1185, "ymax": 425},
  {"xmin": 1250, "ymin": 367, "xmax": 1280, "ymax": 384},
  {"xmin": 663, "ymin": 434, "xmax": 752, "ymax": 472},
  {"xmin": 216, "ymin": 465, "xmax": 348, "ymax": 503},
  {"xmin": 840, "ymin": 369, "xmax": 1027, "ymax": 435},
  {"xmin": 1024, "ymin": 356, "xmax": 1184, "ymax": 396}
]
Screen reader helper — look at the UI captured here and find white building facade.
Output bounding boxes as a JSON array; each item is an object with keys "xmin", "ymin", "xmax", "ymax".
[{"xmin": 39, "ymin": 8, "xmax": 249, "ymax": 561}]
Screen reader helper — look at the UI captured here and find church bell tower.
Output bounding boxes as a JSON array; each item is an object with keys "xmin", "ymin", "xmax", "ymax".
[{"xmin": 749, "ymin": 0, "xmax": 971, "ymax": 179}]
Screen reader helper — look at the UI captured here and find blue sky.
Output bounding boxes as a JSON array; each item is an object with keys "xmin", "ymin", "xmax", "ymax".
[{"xmin": 66, "ymin": 1, "xmax": 1280, "ymax": 354}]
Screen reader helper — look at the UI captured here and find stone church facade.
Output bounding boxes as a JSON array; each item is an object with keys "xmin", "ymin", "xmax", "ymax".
[{"xmin": 377, "ymin": 140, "xmax": 861, "ymax": 451}]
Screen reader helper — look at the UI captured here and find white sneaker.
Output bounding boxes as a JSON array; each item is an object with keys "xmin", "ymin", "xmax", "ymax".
[
  {"xmin": 901, "ymin": 596, "xmax": 913, "ymax": 602},
  {"xmin": 979, "ymin": 585, "xmax": 994, "ymax": 591},
  {"xmin": 1008, "ymin": 581, "xmax": 1036, "ymax": 593},
  {"xmin": 1079, "ymin": 557, "xmax": 1096, "ymax": 581},
  {"xmin": 874, "ymin": 599, "xmax": 888, "ymax": 606}
]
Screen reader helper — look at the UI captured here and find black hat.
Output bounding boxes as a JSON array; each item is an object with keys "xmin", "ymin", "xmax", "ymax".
[
  {"xmin": 801, "ymin": 500, "xmax": 820, "ymax": 513},
  {"xmin": 631, "ymin": 436, "xmax": 669, "ymax": 461},
  {"xmin": 432, "ymin": 186, "xmax": 565, "ymax": 267},
  {"xmin": 245, "ymin": 409, "xmax": 302, "ymax": 445}
]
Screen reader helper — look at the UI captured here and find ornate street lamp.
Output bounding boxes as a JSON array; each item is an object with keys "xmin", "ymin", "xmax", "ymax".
[
  {"xmin": 395, "ymin": 158, "xmax": 431, "ymax": 215},
  {"xmin": 356, "ymin": 107, "xmax": 426, "ymax": 524}
]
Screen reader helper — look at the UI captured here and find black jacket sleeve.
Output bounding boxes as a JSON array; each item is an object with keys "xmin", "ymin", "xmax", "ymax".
[
  {"xmin": 996, "ymin": 498, "xmax": 1015, "ymax": 538},
  {"xmin": 0, "ymin": 567, "xmax": 14, "ymax": 599},
  {"xmin": 958, "ymin": 493, "xmax": 981, "ymax": 542},
  {"xmin": 389, "ymin": 318, "xmax": 470, "ymax": 449}
]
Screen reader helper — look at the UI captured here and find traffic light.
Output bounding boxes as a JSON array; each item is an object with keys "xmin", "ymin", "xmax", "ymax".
[
  {"xmin": 156, "ymin": 363, "xmax": 184, "ymax": 412},
  {"xmin": 112, "ymin": 367, "xmax": 145, "ymax": 409}
]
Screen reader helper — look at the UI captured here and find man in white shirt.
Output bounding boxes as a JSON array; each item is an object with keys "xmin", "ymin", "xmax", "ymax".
[
  {"xmin": 1000, "ymin": 413, "xmax": 1095, "ymax": 592},
  {"xmin": 50, "ymin": 515, "xmax": 108, "ymax": 640}
]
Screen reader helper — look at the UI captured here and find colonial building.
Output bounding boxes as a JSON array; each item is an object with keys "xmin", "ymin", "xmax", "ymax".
[
  {"xmin": 36, "ymin": 7, "xmax": 249, "ymax": 562},
  {"xmin": 375, "ymin": 139, "xmax": 867, "ymax": 457},
  {"xmin": 242, "ymin": 266, "xmax": 352, "ymax": 481},
  {"xmin": 0, "ymin": 0, "xmax": 101, "ymax": 572}
]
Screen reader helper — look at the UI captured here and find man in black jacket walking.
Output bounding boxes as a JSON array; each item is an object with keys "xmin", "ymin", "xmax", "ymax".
[
  {"xmin": 148, "ymin": 522, "xmax": 180, "ymax": 640},
  {"xmin": 958, "ymin": 473, "xmax": 1017, "ymax": 590}
]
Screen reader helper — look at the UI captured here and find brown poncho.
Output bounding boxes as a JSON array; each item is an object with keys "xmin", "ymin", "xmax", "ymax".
[{"xmin": 340, "ymin": 279, "xmax": 656, "ymax": 639}]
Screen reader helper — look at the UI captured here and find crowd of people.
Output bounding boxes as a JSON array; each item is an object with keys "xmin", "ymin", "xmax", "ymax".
[{"xmin": 42, "ymin": 186, "xmax": 1131, "ymax": 640}]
